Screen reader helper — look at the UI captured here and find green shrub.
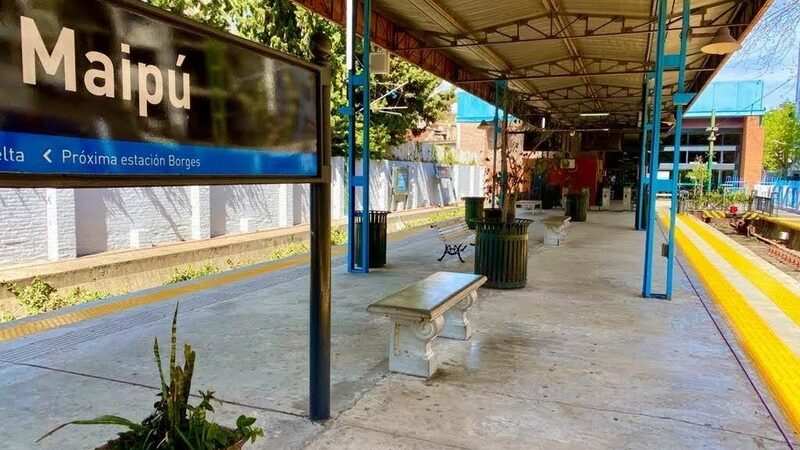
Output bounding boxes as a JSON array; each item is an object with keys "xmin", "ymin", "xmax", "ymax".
[
  {"xmin": 167, "ymin": 264, "xmax": 220, "ymax": 284},
  {"xmin": 0, "ymin": 278, "xmax": 108, "ymax": 317},
  {"xmin": 267, "ymin": 241, "xmax": 309, "ymax": 261},
  {"xmin": 0, "ymin": 311, "xmax": 15, "ymax": 323},
  {"xmin": 331, "ymin": 228, "xmax": 347, "ymax": 246}
]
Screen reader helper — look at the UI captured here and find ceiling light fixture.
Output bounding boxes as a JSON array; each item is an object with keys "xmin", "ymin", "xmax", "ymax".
[
  {"xmin": 579, "ymin": 112, "xmax": 610, "ymax": 117},
  {"xmin": 700, "ymin": 27, "xmax": 741, "ymax": 55}
]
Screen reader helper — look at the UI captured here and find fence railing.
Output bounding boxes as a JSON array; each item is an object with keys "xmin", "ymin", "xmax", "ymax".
[{"xmin": 755, "ymin": 177, "xmax": 800, "ymax": 212}]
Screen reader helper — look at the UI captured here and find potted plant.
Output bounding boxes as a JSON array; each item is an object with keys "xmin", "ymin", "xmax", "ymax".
[
  {"xmin": 474, "ymin": 110, "xmax": 533, "ymax": 289},
  {"xmin": 38, "ymin": 305, "xmax": 264, "ymax": 450}
]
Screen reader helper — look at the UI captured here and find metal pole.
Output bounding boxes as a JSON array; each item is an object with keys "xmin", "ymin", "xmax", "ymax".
[
  {"xmin": 642, "ymin": 0, "xmax": 667, "ymax": 298},
  {"xmin": 499, "ymin": 83, "xmax": 510, "ymax": 212},
  {"xmin": 360, "ymin": 0, "xmax": 371, "ymax": 272},
  {"xmin": 706, "ymin": 110, "xmax": 717, "ymax": 193},
  {"xmin": 310, "ymin": 33, "xmax": 333, "ymax": 421},
  {"xmin": 666, "ymin": 0, "xmax": 691, "ymax": 300},
  {"xmin": 492, "ymin": 81, "xmax": 500, "ymax": 209},
  {"xmin": 345, "ymin": 0, "xmax": 357, "ymax": 272},
  {"xmin": 344, "ymin": 0, "xmax": 370, "ymax": 273},
  {"xmin": 636, "ymin": 77, "xmax": 650, "ymax": 231}
]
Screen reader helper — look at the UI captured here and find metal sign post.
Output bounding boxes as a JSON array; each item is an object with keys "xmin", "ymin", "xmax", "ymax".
[{"xmin": 0, "ymin": 0, "xmax": 333, "ymax": 420}]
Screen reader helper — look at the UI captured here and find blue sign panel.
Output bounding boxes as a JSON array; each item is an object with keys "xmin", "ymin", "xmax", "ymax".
[{"xmin": 0, "ymin": 0, "xmax": 320, "ymax": 184}]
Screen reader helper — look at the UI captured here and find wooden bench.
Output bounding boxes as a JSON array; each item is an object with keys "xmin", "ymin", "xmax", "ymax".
[
  {"xmin": 367, "ymin": 272, "xmax": 487, "ymax": 378},
  {"xmin": 543, "ymin": 216, "xmax": 571, "ymax": 247},
  {"xmin": 431, "ymin": 222, "xmax": 475, "ymax": 262}
]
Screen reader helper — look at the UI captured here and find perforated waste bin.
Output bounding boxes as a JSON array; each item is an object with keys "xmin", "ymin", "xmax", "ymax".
[{"xmin": 354, "ymin": 210, "xmax": 389, "ymax": 268}]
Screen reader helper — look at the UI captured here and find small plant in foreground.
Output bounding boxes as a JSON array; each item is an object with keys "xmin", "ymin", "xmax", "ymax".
[
  {"xmin": 38, "ymin": 304, "xmax": 264, "ymax": 449},
  {"xmin": 167, "ymin": 264, "xmax": 220, "ymax": 284}
]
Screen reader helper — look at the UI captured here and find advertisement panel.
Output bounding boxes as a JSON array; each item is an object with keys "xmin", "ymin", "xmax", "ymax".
[{"xmin": 0, "ymin": 0, "xmax": 320, "ymax": 186}]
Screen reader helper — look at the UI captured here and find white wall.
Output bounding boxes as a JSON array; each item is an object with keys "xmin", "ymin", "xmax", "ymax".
[
  {"xmin": 0, "ymin": 159, "xmax": 483, "ymax": 266},
  {"xmin": 0, "ymin": 189, "xmax": 50, "ymax": 265},
  {"xmin": 75, "ymin": 187, "xmax": 203, "ymax": 256}
]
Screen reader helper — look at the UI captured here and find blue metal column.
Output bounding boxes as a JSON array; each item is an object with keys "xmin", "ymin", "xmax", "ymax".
[
  {"xmin": 344, "ymin": 0, "xmax": 371, "ymax": 273},
  {"xmin": 641, "ymin": 0, "xmax": 668, "ymax": 298},
  {"xmin": 635, "ymin": 76, "xmax": 650, "ymax": 231},
  {"xmin": 665, "ymin": 0, "xmax": 693, "ymax": 299}
]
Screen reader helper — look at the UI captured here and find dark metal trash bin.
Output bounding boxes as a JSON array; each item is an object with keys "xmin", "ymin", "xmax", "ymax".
[
  {"xmin": 462, "ymin": 196, "xmax": 485, "ymax": 229},
  {"xmin": 542, "ymin": 185, "xmax": 559, "ymax": 209},
  {"xmin": 474, "ymin": 219, "xmax": 533, "ymax": 289},
  {"xmin": 565, "ymin": 191, "xmax": 588, "ymax": 222},
  {"xmin": 354, "ymin": 210, "xmax": 389, "ymax": 268}
]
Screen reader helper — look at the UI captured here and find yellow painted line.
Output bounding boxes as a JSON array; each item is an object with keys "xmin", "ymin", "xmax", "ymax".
[
  {"xmin": 0, "ymin": 221, "xmax": 442, "ymax": 342},
  {"xmin": 669, "ymin": 213, "xmax": 800, "ymax": 433},
  {"xmin": 0, "ymin": 252, "xmax": 317, "ymax": 342},
  {"xmin": 680, "ymin": 215, "xmax": 800, "ymax": 329}
]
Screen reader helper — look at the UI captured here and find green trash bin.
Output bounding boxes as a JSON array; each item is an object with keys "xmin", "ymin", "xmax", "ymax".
[
  {"xmin": 354, "ymin": 210, "xmax": 389, "ymax": 268},
  {"xmin": 542, "ymin": 185, "xmax": 559, "ymax": 209},
  {"xmin": 474, "ymin": 219, "xmax": 533, "ymax": 289},
  {"xmin": 462, "ymin": 196, "xmax": 485, "ymax": 230},
  {"xmin": 566, "ymin": 191, "xmax": 588, "ymax": 222}
]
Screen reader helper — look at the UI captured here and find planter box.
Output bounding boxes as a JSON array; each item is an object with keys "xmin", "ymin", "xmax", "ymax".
[{"xmin": 474, "ymin": 219, "xmax": 533, "ymax": 289}]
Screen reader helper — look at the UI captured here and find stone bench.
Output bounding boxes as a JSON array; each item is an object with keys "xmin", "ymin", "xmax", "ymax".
[
  {"xmin": 543, "ymin": 216, "xmax": 571, "ymax": 247},
  {"xmin": 367, "ymin": 272, "xmax": 487, "ymax": 378},
  {"xmin": 516, "ymin": 200, "xmax": 542, "ymax": 214}
]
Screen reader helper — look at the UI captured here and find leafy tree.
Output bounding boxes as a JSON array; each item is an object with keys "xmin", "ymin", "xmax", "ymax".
[
  {"xmin": 686, "ymin": 156, "xmax": 709, "ymax": 195},
  {"xmin": 763, "ymin": 102, "xmax": 800, "ymax": 176},
  {"xmin": 144, "ymin": 0, "xmax": 453, "ymax": 158}
]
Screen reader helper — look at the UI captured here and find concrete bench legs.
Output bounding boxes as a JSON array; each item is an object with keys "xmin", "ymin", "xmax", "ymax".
[
  {"xmin": 387, "ymin": 291, "xmax": 477, "ymax": 378},
  {"xmin": 390, "ymin": 316, "xmax": 445, "ymax": 378},
  {"xmin": 544, "ymin": 226, "xmax": 564, "ymax": 246},
  {"xmin": 441, "ymin": 291, "xmax": 476, "ymax": 340}
]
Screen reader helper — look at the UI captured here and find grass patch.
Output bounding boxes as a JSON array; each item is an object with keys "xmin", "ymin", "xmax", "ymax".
[
  {"xmin": 403, "ymin": 207, "xmax": 464, "ymax": 229},
  {"xmin": 166, "ymin": 263, "xmax": 220, "ymax": 284},
  {"xmin": 1, "ymin": 278, "xmax": 109, "ymax": 320},
  {"xmin": 267, "ymin": 241, "xmax": 310, "ymax": 261}
]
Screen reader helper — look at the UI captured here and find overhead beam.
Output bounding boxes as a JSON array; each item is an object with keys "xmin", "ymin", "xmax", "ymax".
[
  {"xmin": 392, "ymin": 0, "xmax": 748, "ymax": 52},
  {"xmin": 458, "ymin": 66, "xmax": 714, "ymax": 83}
]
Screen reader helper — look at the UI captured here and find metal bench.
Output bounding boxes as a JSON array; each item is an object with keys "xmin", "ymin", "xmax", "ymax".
[
  {"xmin": 543, "ymin": 216, "xmax": 571, "ymax": 247},
  {"xmin": 367, "ymin": 272, "xmax": 487, "ymax": 378},
  {"xmin": 432, "ymin": 221, "xmax": 475, "ymax": 262}
]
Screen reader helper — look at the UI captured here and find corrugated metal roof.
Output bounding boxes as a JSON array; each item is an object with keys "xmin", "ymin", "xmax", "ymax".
[{"xmin": 369, "ymin": 0, "xmax": 771, "ymax": 129}]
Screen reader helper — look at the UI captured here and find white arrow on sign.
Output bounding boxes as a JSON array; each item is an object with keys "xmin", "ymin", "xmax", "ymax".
[{"xmin": 43, "ymin": 149, "xmax": 52, "ymax": 163}]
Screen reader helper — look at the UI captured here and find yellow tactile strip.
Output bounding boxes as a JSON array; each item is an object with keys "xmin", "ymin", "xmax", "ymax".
[
  {"xmin": 680, "ymin": 216, "xmax": 800, "ymax": 328},
  {"xmin": 671, "ymin": 213, "xmax": 800, "ymax": 433},
  {"xmin": 0, "ymin": 252, "xmax": 314, "ymax": 342}
]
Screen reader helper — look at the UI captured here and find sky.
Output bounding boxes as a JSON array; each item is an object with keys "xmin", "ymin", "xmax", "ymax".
[{"xmin": 712, "ymin": 0, "xmax": 799, "ymax": 110}]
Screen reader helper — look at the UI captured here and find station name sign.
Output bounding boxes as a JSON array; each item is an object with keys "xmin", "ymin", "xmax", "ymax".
[{"xmin": 0, "ymin": 0, "xmax": 320, "ymax": 185}]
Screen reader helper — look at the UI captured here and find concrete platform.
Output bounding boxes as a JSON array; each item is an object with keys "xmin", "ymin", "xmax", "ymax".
[{"xmin": 0, "ymin": 211, "xmax": 795, "ymax": 449}]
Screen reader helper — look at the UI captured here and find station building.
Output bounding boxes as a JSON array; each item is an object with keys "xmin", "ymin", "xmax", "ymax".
[{"xmin": 660, "ymin": 80, "xmax": 766, "ymax": 188}]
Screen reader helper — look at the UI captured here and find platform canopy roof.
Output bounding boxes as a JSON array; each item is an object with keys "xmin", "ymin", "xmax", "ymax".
[{"xmin": 295, "ymin": 0, "xmax": 771, "ymax": 131}]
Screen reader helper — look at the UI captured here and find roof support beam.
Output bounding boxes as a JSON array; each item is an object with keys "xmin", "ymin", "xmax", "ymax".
[
  {"xmin": 458, "ymin": 66, "xmax": 714, "ymax": 83},
  {"xmin": 392, "ymin": 0, "xmax": 747, "ymax": 52}
]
